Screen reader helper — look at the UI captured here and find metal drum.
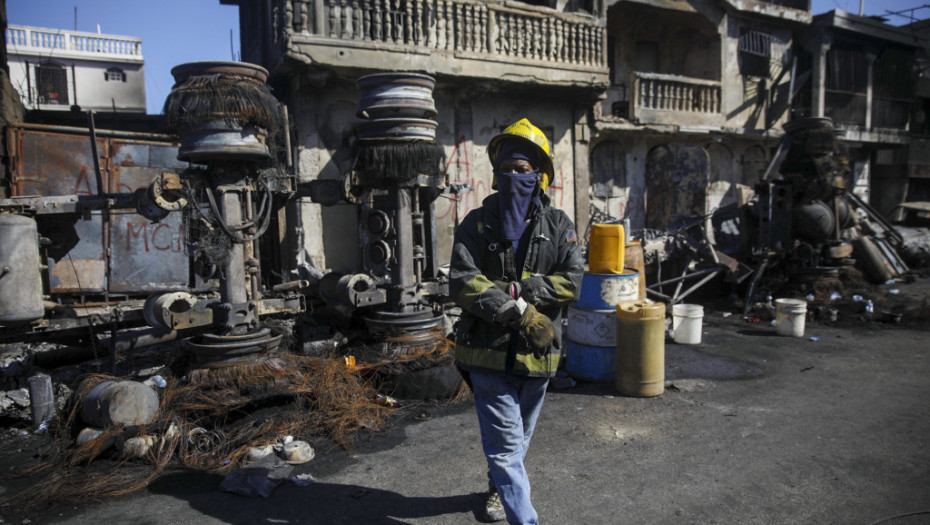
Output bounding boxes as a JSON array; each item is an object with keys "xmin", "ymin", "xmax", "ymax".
[
  {"xmin": 565, "ymin": 340, "xmax": 615, "ymax": 383},
  {"xmin": 565, "ymin": 270, "xmax": 639, "ymax": 383},
  {"xmin": 356, "ymin": 72, "xmax": 437, "ymax": 119},
  {"xmin": 356, "ymin": 118, "xmax": 438, "ymax": 142},
  {"xmin": 573, "ymin": 270, "xmax": 640, "ymax": 310},
  {"xmin": 566, "ymin": 306, "xmax": 616, "ymax": 347},
  {"xmin": 0, "ymin": 214, "xmax": 44, "ymax": 325},
  {"xmin": 164, "ymin": 61, "xmax": 277, "ymax": 163}
]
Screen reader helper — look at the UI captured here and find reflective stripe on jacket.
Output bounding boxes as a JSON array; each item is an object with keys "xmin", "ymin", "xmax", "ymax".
[{"xmin": 450, "ymin": 193, "xmax": 583, "ymax": 377}]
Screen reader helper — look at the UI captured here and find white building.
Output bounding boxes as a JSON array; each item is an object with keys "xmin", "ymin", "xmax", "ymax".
[{"xmin": 4, "ymin": 24, "xmax": 145, "ymax": 113}]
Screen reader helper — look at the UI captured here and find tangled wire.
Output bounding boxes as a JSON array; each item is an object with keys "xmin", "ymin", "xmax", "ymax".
[{"xmin": 3, "ymin": 331, "xmax": 463, "ymax": 510}]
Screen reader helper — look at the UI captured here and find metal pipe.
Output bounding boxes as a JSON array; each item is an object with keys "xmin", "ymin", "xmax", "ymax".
[
  {"xmin": 97, "ymin": 328, "xmax": 180, "ymax": 353},
  {"xmin": 393, "ymin": 189, "xmax": 416, "ymax": 302},
  {"xmin": 272, "ymin": 280, "xmax": 309, "ymax": 292},
  {"xmin": 27, "ymin": 373, "xmax": 55, "ymax": 428},
  {"xmin": 244, "ymin": 188, "xmax": 260, "ymax": 300},
  {"xmin": 673, "ymin": 269, "xmax": 722, "ymax": 304},
  {"xmin": 15, "ymin": 122, "xmax": 175, "ymax": 141},
  {"xmin": 649, "ymin": 268, "xmax": 719, "ymax": 288},
  {"xmin": 218, "ymin": 188, "xmax": 249, "ymax": 306}
]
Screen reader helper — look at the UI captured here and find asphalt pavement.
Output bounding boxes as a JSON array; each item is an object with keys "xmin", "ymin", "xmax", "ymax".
[{"xmin": 2, "ymin": 285, "xmax": 929, "ymax": 525}]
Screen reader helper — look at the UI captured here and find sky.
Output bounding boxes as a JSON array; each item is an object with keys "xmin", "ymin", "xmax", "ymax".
[
  {"xmin": 6, "ymin": 0, "xmax": 242, "ymax": 115},
  {"xmin": 5, "ymin": 0, "xmax": 930, "ymax": 115},
  {"xmin": 814, "ymin": 0, "xmax": 930, "ymax": 22}
]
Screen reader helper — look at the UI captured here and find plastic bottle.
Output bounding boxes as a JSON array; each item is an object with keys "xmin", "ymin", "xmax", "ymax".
[{"xmin": 373, "ymin": 394, "xmax": 397, "ymax": 407}]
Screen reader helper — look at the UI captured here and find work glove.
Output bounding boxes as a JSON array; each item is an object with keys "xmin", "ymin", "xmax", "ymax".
[
  {"xmin": 516, "ymin": 303, "xmax": 555, "ymax": 359},
  {"xmin": 493, "ymin": 280, "xmax": 522, "ymax": 299},
  {"xmin": 493, "ymin": 297, "xmax": 528, "ymax": 327}
]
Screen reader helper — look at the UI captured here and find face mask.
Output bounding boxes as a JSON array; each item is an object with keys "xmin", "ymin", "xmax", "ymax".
[{"xmin": 495, "ymin": 170, "xmax": 539, "ymax": 243}]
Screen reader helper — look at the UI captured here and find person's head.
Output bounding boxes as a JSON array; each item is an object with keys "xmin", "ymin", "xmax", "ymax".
[{"xmin": 488, "ymin": 118, "xmax": 553, "ymax": 193}]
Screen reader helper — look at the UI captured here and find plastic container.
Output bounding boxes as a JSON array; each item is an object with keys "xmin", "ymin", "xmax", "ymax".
[
  {"xmin": 574, "ymin": 270, "xmax": 640, "ymax": 310},
  {"xmin": 588, "ymin": 223, "xmax": 625, "ymax": 274},
  {"xmin": 671, "ymin": 304, "xmax": 703, "ymax": 345},
  {"xmin": 624, "ymin": 240, "xmax": 647, "ymax": 300},
  {"xmin": 615, "ymin": 301, "xmax": 666, "ymax": 397},
  {"xmin": 775, "ymin": 298, "xmax": 807, "ymax": 337}
]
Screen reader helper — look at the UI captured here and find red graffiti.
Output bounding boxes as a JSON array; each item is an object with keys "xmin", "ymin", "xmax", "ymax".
[
  {"xmin": 547, "ymin": 168, "xmax": 564, "ymax": 208},
  {"xmin": 126, "ymin": 222, "xmax": 148, "ymax": 252},
  {"xmin": 125, "ymin": 222, "xmax": 184, "ymax": 253},
  {"xmin": 73, "ymin": 166, "xmax": 94, "ymax": 195},
  {"xmin": 436, "ymin": 135, "xmax": 490, "ymax": 224}
]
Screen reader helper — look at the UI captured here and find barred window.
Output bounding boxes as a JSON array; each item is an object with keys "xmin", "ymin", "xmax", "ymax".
[
  {"xmin": 738, "ymin": 29, "xmax": 772, "ymax": 78},
  {"xmin": 35, "ymin": 63, "xmax": 69, "ymax": 105},
  {"xmin": 105, "ymin": 67, "xmax": 126, "ymax": 82}
]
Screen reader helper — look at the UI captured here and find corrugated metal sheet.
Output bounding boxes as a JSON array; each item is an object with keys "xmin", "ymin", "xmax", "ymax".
[{"xmin": 7, "ymin": 127, "xmax": 189, "ymax": 296}]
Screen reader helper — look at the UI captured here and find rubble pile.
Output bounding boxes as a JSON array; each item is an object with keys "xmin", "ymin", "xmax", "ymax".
[{"xmin": 1, "ymin": 329, "xmax": 463, "ymax": 510}]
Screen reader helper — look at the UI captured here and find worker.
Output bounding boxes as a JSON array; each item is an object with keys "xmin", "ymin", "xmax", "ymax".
[{"xmin": 449, "ymin": 118, "xmax": 583, "ymax": 524}]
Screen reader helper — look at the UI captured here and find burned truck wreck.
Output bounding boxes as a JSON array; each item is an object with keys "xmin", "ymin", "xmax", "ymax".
[
  {"xmin": 617, "ymin": 116, "xmax": 927, "ymax": 318},
  {"xmin": 0, "ymin": 64, "xmax": 461, "ymax": 503}
]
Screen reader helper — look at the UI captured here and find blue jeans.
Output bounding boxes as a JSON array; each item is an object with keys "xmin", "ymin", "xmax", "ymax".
[{"xmin": 470, "ymin": 371, "xmax": 549, "ymax": 525}]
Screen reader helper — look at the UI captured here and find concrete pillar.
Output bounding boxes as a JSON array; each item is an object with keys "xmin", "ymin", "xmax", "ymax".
[
  {"xmin": 812, "ymin": 38, "xmax": 829, "ymax": 118},
  {"xmin": 573, "ymin": 107, "xmax": 591, "ymax": 241},
  {"xmin": 866, "ymin": 53, "xmax": 876, "ymax": 129}
]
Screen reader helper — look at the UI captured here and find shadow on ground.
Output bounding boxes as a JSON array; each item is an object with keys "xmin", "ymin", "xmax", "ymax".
[{"xmin": 148, "ymin": 472, "xmax": 484, "ymax": 524}]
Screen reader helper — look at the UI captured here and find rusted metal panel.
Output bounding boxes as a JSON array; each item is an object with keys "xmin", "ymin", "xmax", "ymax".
[
  {"xmin": 46, "ymin": 212, "xmax": 106, "ymax": 293},
  {"xmin": 7, "ymin": 127, "xmax": 189, "ymax": 296},
  {"xmin": 11, "ymin": 130, "xmax": 109, "ymax": 197},
  {"xmin": 109, "ymin": 210, "xmax": 187, "ymax": 292},
  {"xmin": 111, "ymin": 140, "xmax": 187, "ymax": 172}
]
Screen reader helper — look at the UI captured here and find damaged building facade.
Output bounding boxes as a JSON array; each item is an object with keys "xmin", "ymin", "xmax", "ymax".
[
  {"xmin": 220, "ymin": 0, "xmax": 610, "ymax": 273},
  {"xmin": 222, "ymin": 0, "xmax": 930, "ymax": 271},
  {"xmin": 2, "ymin": 0, "xmax": 930, "ymax": 423}
]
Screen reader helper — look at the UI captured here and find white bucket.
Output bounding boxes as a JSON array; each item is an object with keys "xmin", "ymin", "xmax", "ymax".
[
  {"xmin": 671, "ymin": 304, "xmax": 703, "ymax": 344},
  {"xmin": 775, "ymin": 298, "xmax": 807, "ymax": 337}
]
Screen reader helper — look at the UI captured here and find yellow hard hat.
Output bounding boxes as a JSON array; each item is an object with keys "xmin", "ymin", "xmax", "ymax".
[{"xmin": 488, "ymin": 118, "xmax": 553, "ymax": 192}]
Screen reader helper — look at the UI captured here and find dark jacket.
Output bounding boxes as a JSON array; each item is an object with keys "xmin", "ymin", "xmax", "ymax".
[{"xmin": 450, "ymin": 193, "xmax": 583, "ymax": 377}]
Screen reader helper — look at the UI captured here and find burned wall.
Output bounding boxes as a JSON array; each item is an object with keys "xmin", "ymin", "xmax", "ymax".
[
  {"xmin": 603, "ymin": 2, "xmax": 723, "ymax": 119},
  {"xmin": 589, "ymin": 133, "xmax": 770, "ymax": 232},
  {"xmin": 723, "ymin": 16, "xmax": 795, "ymax": 131},
  {"xmin": 285, "ymin": 74, "xmax": 579, "ymax": 274}
]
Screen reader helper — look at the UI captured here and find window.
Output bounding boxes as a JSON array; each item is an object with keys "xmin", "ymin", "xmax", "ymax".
[
  {"xmin": 738, "ymin": 29, "xmax": 772, "ymax": 78},
  {"xmin": 35, "ymin": 63, "xmax": 69, "ymax": 105},
  {"xmin": 105, "ymin": 67, "xmax": 126, "ymax": 82}
]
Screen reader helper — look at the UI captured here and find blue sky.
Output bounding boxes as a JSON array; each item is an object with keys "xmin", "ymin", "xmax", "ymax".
[
  {"xmin": 7, "ymin": 0, "xmax": 241, "ymax": 114},
  {"xmin": 6, "ymin": 1, "xmax": 929, "ymax": 115},
  {"xmin": 815, "ymin": 0, "xmax": 930, "ymax": 22}
]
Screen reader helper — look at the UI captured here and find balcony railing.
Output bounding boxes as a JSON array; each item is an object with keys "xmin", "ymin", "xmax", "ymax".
[
  {"xmin": 282, "ymin": 0, "xmax": 606, "ymax": 69},
  {"xmin": 5, "ymin": 24, "xmax": 143, "ymax": 61},
  {"xmin": 629, "ymin": 72, "xmax": 722, "ymax": 126}
]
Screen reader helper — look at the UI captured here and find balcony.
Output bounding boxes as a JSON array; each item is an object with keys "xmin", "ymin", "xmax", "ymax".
[
  {"xmin": 278, "ymin": 0, "xmax": 609, "ymax": 88},
  {"xmin": 628, "ymin": 72, "xmax": 724, "ymax": 128},
  {"xmin": 5, "ymin": 25, "xmax": 143, "ymax": 63}
]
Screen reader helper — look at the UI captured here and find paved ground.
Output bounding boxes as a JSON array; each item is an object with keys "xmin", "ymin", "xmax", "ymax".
[{"xmin": 2, "ymin": 281, "xmax": 929, "ymax": 525}]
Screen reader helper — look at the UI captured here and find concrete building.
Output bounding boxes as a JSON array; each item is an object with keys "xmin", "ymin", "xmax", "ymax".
[
  {"xmin": 591, "ymin": 0, "xmax": 811, "ymax": 238},
  {"xmin": 793, "ymin": 10, "xmax": 930, "ymax": 219},
  {"xmin": 4, "ymin": 24, "xmax": 145, "ymax": 113},
  {"xmin": 221, "ymin": 0, "xmax": 610, "ymax": 274},
  {"xmin": 222, "ymin": 0, "xmax": 930, "ymax": 275}
]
